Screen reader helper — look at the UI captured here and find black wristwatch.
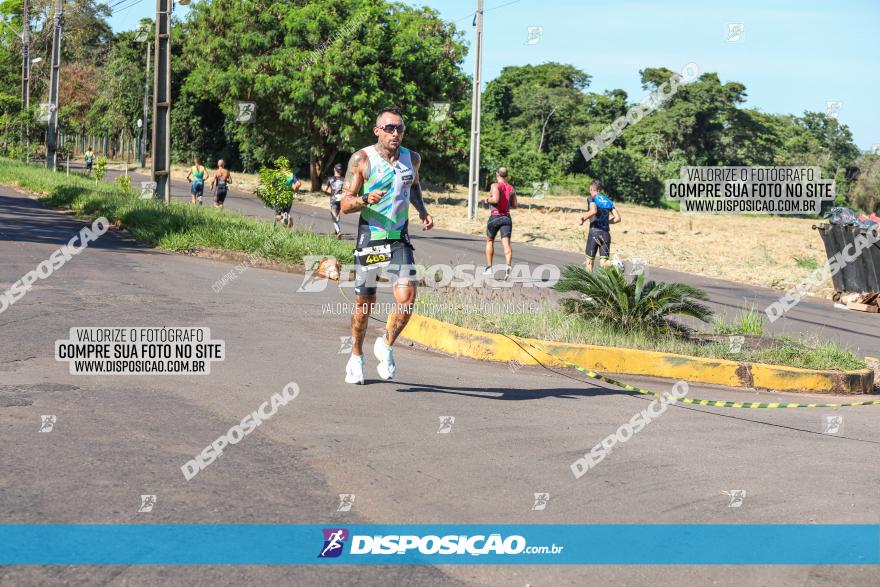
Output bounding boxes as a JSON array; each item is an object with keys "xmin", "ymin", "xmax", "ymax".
[{"xmin": 361, "ymin": 193, "xmax": 370, "ymax": 204}]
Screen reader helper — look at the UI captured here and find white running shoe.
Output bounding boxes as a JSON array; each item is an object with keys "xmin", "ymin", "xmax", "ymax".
[
  {"xmin": 345, "ymin": 354, "xmax": 365, "ymax": 384},
  {"xmin": 483, "ymin": 266, "xmax": 494, "ymax": 276},
  {"xmin": 373, "ymin": 336, "xmax": 396, "ymax": 380}
]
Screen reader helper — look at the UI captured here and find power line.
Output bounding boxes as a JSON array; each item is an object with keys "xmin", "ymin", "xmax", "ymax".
[
  {"xmin": 453, "ymin": 0, "xmax": 523, "ymax": 24},
  {"xmin": 111, "ymin": 0, "xmax": 149, "ymax": 15},
  {"xmin": 486, "ymin": 0, "xmax": 522, "ymax": 12},
  {"xmin": 108, "ymin": 0, "xmax": 140, "ymax": 10}
]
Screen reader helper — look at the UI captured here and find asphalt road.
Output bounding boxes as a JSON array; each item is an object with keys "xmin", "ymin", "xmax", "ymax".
[
  {"xmin": 2, "ymin": 184, "xmax": 880, "ymax": 585},
  {"xmin": 81, "ymin": 161, "xmax": 880, "ymax": 359}
]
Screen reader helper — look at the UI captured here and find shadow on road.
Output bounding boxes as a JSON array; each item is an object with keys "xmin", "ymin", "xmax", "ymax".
[
  {"xmin": 393, "ymin": 380, "xmax": 626, "ymax": 401},
  {"xmin": 0, "ymin": 193, "xmax": 150, "ymax": 254}
]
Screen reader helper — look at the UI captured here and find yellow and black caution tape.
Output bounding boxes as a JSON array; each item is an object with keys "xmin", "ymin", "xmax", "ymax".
[{"xmin": 509, "ymin": 335, "xmax": 880, "ymax": 409}]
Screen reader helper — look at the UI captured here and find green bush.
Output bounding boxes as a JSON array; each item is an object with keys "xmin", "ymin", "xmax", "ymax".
[
  {"xmin": 255, "ymin": 156, "xmax": 294, "ymax": 211},
  {"xmin": 115, "ymin": 174, "xmax": 132, "ymax": 192},
  {"xmin": 588, "ymin": 146, "xmax": 663, "ymax": 205},
  {"xmin": 553, "ymin": 264, "xmax": 713, "ymax": 333},
  {"xmin": 94, "ymin": 156, "xmax": 108, "ymax": 182}
]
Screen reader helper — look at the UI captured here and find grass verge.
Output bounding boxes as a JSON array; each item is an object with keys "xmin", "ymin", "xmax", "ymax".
[
  {"xmin": 414, "ymin": 289, "xmax": 865, "ymax": 372},
  {"xmin": 0, "ymin": 158, "xmax": 353, "ymax": 264},
  {"xmin": 711, "ymin": 305, "xmax": 765, "ymax": 336}
]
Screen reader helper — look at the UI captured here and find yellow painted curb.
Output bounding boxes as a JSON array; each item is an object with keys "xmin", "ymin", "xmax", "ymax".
[{"xmin": 403, "ymin": 314, "xmax": 874, "ymax": 395}]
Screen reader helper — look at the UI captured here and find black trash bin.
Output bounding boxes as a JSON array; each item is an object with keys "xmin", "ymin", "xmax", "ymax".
[{"xmin": 813, "ymin": 223, "xmax": 880, "ymax": 293}]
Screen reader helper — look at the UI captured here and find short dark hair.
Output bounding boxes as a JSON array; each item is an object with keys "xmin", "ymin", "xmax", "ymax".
[
  {"xmin": 497, "ymin": 166, "xmax": 508, "ymax": 178},
  {"xmin": 590, "ymin": 179, "xmax": 603, "ymax": 192},
  {"xmin": 376, "ymin": 106, "xmax": 404, "ymax": 126}
]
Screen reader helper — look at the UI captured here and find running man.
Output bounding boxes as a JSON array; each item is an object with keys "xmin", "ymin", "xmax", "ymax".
[
  {"xmin": 275, "ymin": 171, "xmax": 301, "ymax": 228},
  {"xmin": 211, "ymin": 160, "xmax": 232, "ymax": 209},
  {"xmin": 323, "ymin": 163, "xmax": 345, "ymax": 238},
  {"xmin": 579, "ymin": 179, "xmax": 621, "ymax": 271},
  {"xmin": 484, "ymin": 166, "xmax": 517, "ymax": 279},
  {"xmin": 340, "ymin": 106, "xmax": 434, "ymax": 384},
  {"xmin": 84, "ymin": 147, "xmax": 95, "ymax": 175},
  {"xmin": 186, "ymin": 157, "xmax": 207, "ymax": 205}
]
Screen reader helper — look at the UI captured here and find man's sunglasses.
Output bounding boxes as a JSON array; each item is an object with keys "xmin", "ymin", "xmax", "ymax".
[{"xmin": 376, "ymin": 123, "xmax": 405, "ymax": 134}]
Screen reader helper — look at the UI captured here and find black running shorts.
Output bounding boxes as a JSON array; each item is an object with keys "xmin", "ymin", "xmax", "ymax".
[
  {"xmin": 586, "ymin": 228, "xmax": 611, "ymax": 259},
  {"xmin": 486, "ymin": 215, "xmax": 512, "ymax": 240},
  {"xmin": 353, "ymin": 241, "xmax": 417, "ymax": 297}
]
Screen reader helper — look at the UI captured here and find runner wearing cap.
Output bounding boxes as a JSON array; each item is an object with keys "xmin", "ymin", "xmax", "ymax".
[{"xmin": 323, "ymin": 163, "xmax": 345, "ymax": 238}]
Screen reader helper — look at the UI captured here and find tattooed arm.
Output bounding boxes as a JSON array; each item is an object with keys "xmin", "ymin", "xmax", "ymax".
[
  {"xmin": 341, "ymin": 150, "xmax": 384, "ymax": 214},
  {"xmin": 409, "ymin": 151, "xmax": 434, "ymax": 230}
]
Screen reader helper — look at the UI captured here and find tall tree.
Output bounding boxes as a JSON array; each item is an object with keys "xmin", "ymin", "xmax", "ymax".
[
  {"xmin": 482, "ymin": 62, "xmax": 591, "ymax": 183},
  {"xmin": 178, "ymin": 0, "xmax": 469, "ymax": 187}
]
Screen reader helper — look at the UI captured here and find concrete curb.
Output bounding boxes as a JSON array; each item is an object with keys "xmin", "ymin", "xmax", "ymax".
[{"xmin": 403, "ymin": 314, "xmax": 874, "ymax": 395}]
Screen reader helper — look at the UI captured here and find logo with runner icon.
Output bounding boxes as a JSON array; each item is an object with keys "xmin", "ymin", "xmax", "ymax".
[{"xmin": 318, "ymin": 528, "xmax": 349, "ymax": 558}]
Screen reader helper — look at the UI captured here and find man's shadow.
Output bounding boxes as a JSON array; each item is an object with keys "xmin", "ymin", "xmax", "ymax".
[{"xmin": 393, "ymin": 380, "xmax": 634, "ymax": 401}]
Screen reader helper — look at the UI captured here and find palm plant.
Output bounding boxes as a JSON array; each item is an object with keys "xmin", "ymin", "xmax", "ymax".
[{"xmin": 553, "ymin": 265, "xmax": 713, "ymax": 333}]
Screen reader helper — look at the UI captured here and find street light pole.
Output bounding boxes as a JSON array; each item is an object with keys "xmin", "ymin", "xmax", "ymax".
[
  {"xmin": 141, "ymin": 38, "xmax": 151, "ymax": 169},
  {"xmin": 152, "ymin": 0, "xmax": 171, "ymax": 204},
  {"xmin": 467, "ymin": 0, "xmax": 484, "ymax": 220},
  {"xmin": 46, "ymin": 0, "xmax": 63, "ymax": 171},
  {"xmin": 21, "ymin": 0, "xmax": 30, "ymax": 163}
]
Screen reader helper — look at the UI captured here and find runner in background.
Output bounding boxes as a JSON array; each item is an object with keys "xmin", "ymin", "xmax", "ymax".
[
  {"xmin": 211, "ymin": 160, "xmax": 232, "ymax": 209},
  {"xmin": 580, "ymin": 179, "xmax": 622, "ymax": 271},
  {"xmin": 484, "ymin": 166, "xmax": 517, "ymax": 280},
  {"xmin": 323, "ymin": 163, "xmax": 345, "ymax": 238},
  {"xmin": 84, "ymin": 147, "xmax": 95, "ymax": 175},
  {"xmin": 186, "ymin": 157, "xmax": 207, "ymax": 205},
  {"xmin": 275, "ymin": 171, "xmax": 302, "ymax": 228}
]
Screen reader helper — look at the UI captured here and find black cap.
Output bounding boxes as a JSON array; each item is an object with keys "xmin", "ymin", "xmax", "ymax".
[{"xmin": 334, "ymin": 163, "xmax": 343, "ymax": 171}]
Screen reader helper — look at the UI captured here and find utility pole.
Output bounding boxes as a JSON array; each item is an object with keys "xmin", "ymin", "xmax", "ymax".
[
  {"xmin": 46, "ymin": 0, "xmax": 63, "ymax": 171},
  {"xmin": 466, "ymin": 0, "xmax": 484, "ymax": 220},
  {"xmin": 21, "ymin": 0, "xmax": 30, "ymax": 163},
  {"xmin": 152, "ymin": 0, "xmax": 171, "ymax": 204},
  {"xmin": 141, "ymin": 38, "xmax": 151, "ymax": 169}
]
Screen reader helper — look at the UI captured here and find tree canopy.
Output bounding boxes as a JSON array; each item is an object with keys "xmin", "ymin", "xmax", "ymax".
[{"xmin": 0, "ymin": 0, "xmax": 873, "ymax": 211}]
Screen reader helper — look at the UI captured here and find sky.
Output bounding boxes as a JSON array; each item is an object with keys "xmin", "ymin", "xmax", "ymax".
[{"xmin": 108, "ymin": 0, "xmax": 880, "ymax": 149}]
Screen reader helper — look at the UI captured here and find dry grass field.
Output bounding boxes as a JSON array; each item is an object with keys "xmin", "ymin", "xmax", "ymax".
[
  {"xmin": 296, "ymin": 184, "xmax": 832, "ymax": 298},
  {"xmin": 135, "ymin": 163, "xmax": 831, "ymax": 298}
]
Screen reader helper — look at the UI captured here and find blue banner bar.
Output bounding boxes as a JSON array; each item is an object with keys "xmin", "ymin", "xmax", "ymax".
[{"xmin": 1, "ymin": 525, "xmax": 878, "ymax": 565}]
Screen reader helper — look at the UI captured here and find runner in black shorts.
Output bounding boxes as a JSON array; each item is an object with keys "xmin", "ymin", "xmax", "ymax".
[
  {"xmin": 211, "ymin": 159, "xmax": 232, "ymax": 209},
  {"xmin": 484, "ymin": 167, "xmax": 517, "ymax": 279},
  {"xmin": 580, "ymin": 179, "xmax": 621, "ymax": 271},
  {"xmin": 486, "ymin": 215, "xmax": 512, "ymax": 239},
  {"xmin": 323, "ymin": 163, "xmax": 345, "ymax": 238},
  {"xmin": 339, "ymin": 106, "xmax": 434, "ymax": 385}
]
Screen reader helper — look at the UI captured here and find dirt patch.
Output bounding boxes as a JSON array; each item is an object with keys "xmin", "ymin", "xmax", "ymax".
[{"xmin": 185, "ymin": 248, "xmax": 306, "ymax": 274}]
